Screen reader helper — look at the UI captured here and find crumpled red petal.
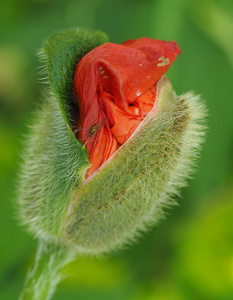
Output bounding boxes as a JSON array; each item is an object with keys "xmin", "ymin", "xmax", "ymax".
[{"xmin": 73, "ymin": 37, "xmax": 181, "ymax": 178}]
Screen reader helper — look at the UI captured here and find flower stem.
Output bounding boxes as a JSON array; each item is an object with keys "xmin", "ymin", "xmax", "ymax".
[{"xmin": 19, "ymin": 241, "xmax": 74, "ymax": 300}]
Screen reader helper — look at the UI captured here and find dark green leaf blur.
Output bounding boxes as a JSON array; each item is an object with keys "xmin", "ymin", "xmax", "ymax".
[{"xmin": 0, "ymin": 0, "xmax": 232, "ymax": 299}]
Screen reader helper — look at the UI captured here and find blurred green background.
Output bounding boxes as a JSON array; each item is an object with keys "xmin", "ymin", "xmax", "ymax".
[{"xmin": 1, "ymin": 0, "xmax": 233, "ymax": 299}]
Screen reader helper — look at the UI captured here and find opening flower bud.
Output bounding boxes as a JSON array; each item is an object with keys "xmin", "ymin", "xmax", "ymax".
[{"xmin": 18, "ymin": 29, "xmax": 206, "ymax": 255}]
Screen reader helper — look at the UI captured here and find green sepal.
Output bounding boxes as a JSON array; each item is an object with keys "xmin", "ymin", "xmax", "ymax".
[
  {"xmin": 18, "ymin": 29, "xmax": 108, "ymax": 239},
  {"xmin": 65, "ymin": 78, "xmax": 206, "ymax": 254}
]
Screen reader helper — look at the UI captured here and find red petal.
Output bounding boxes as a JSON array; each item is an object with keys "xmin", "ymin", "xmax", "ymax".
[
  {"xmin": 73, "ymin": 38, "xmax": 181, "ymax": 178},
  {"xmin": 123, "ymin": 37, "xmax": 181, "ymax": 61}
]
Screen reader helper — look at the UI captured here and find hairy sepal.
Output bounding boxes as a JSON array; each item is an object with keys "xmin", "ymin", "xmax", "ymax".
[
  {"xmin": 65, "ymin": 77, "xmax": 206, "ymax": 254},
  {"xmin": 18, "ymin": 29, "xmax": 108, "ymax": 240}
]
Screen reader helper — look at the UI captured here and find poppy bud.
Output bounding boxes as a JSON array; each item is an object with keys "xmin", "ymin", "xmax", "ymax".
[{"xmin": 18, "ymin": 29, "xmax": 206, "ymax": 255}]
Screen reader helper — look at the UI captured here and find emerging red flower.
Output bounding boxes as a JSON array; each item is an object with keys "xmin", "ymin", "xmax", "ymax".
[{"xmin": 73, "ymin": 37, "xmax": 181, "ymax": 178}]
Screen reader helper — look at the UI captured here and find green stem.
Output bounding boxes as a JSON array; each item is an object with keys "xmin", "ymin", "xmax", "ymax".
[{"xmin": 19, "ymin": 241, "xmax": 75, "ymax": 300}]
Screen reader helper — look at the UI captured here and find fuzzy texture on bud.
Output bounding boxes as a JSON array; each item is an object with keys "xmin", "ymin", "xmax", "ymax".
[{"xmin": 18, "ymin": 29, "xmax": 206, "ymax": 255}]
